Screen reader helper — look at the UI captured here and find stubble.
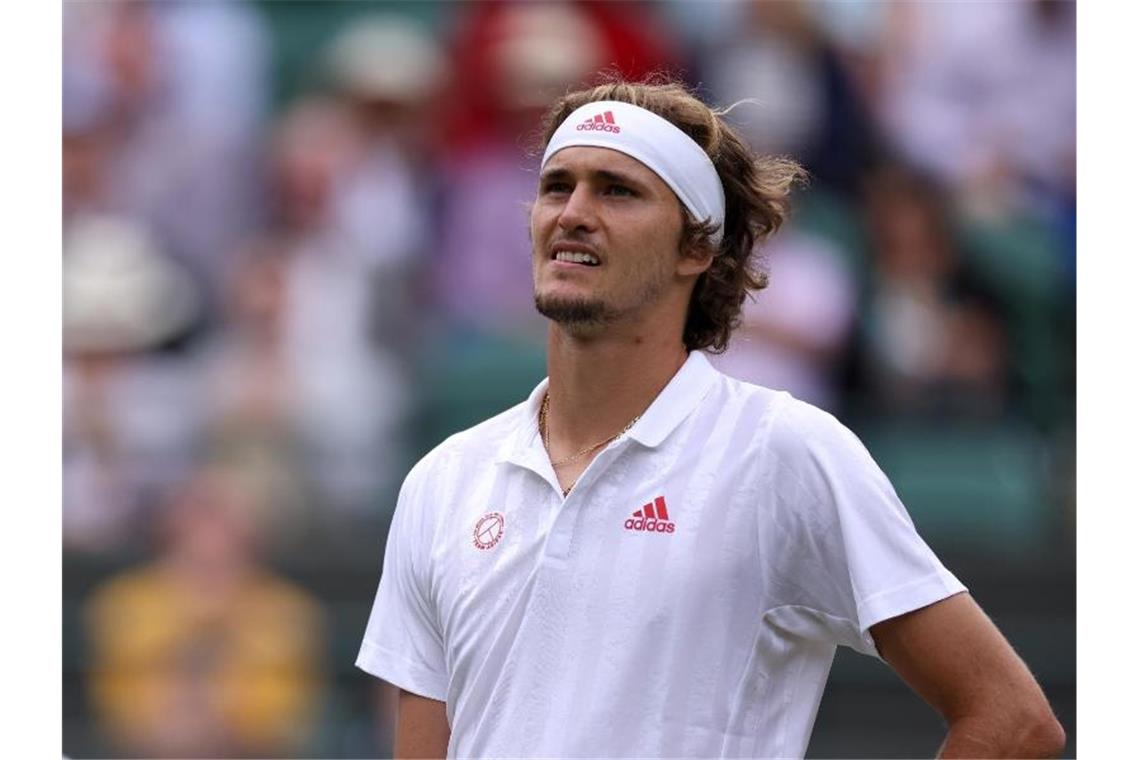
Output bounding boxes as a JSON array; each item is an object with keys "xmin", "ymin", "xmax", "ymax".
[{"xmin": 533, "ymin": 252, "xmax": 674, "ymax": 334}]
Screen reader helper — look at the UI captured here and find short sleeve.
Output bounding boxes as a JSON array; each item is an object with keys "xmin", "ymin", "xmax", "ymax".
[
  {"xmin": 356, "ymin": 460, "xmax": 449, "ymax": 700},
  {"xmin": 762, "ymin": 397, "xmax": 966, "ymax": 657}
]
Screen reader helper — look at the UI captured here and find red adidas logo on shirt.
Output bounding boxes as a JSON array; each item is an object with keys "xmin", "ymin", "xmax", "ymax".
[
  {"xmin": 576, "ymin": 110, "xmax": 621, "ymax": 134},
  {"xmin": 624, "ymin": 496, "xmax": 674, "ymax": 533}
]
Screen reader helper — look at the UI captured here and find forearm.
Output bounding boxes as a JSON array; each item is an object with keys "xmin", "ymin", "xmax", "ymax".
[
  {"xmin": 937, "ymin": 712, "xmax": 1066, "ymax": 759},
  {"xmin": 871, "ymin": 596, "xmax": 1065, "ymax": 760}
]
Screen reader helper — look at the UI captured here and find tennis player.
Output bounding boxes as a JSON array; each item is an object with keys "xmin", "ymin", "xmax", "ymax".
[{"xmin": 357, "ymin": 79, "xmax": 1065, "ymax": 758}]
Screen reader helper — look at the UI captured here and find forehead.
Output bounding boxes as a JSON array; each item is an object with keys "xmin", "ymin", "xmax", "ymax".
[{"xmin": 541, "ymin": 146, "xmax": 668, "ymax": 190}]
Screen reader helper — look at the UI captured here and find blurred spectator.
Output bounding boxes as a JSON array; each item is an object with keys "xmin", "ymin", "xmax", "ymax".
[
  {"xmin": 854, "ymin": 165, "xmax": 1011, "ymax": 419},
  {"xmin": 324, "ymin": 13, "xmax": 447, "ymax": 158},
  {"xmin": 62, "ymin": 0, "xmax": 270, "ymax": 299},
  {"xmin": 710, "ymin": 226, "xmax": 857, "ymax": 413},
  {"xmin": 439, "ymin": 1, "xmax": 678, "ymax": 154},
  {"xmin": 63, "ymin": 214, "xmax": 206, "ymax": 553},
  {"xmin": 697, "ymin": 0, "xmax": 881, "ymax": 193},
  {"xmin": 199, "ymin": 232, "xmax": 410, "ymax": 534},
  {"xmin": 84, "ymin": 465, "xmax": 325, "ymax": 758},
  {"xmin": 320, "ymin": 14, "xmax": 448, "ymax": 351},
  {"xmin": 809, "ymin": 0, "xmax": 891, "ymax": 59},
  {"xmin": 873, "ymin": 1, "xmax": 1075, "ymax": 215},
  {"xmin": 196, "ymin": 242, "xmax": 312, "ymax": 547}
]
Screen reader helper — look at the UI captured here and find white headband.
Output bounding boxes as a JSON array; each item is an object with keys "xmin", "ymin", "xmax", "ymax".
[{"xmin": 540, "ymin": 100, "xmax": 726, "ymax": 245}]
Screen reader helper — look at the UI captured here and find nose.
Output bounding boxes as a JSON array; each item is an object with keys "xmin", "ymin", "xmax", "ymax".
[{"xmin": 557, "ymin": 185, "xmax": 598, "ymax": 234}]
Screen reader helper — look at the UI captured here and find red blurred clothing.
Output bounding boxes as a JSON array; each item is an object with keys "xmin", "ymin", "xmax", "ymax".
[{"xmin": 438, "ymin": 0, "xmax": 682, "ymax": 157}]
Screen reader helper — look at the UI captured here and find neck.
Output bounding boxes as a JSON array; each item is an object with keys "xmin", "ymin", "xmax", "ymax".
[{"xmin": 544, "ymin": 320, "xmax": 689, "ymax": 451}]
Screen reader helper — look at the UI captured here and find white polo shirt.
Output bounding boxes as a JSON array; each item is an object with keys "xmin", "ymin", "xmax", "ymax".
[{"xmin": 357, "ymin": 351, "xmax": 965, "ymax": 758}]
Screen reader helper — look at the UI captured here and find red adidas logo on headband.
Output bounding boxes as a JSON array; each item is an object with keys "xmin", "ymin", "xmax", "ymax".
[{"xmin": 576, "ymin": 110, "xmax": 621, "ymax": 134}]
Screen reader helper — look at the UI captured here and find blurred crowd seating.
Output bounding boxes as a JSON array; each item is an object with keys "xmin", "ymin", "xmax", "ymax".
[{"xmin": 62, "ymin": 1, "xmax": 1075, "ymax": 757}]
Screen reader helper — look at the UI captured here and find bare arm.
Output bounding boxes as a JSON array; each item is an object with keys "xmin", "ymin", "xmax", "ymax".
[
  {"xmin": 394, "ymin": 689, "xmax": 450, "ymax": 759},
  {"xmin": 870, "ymin": 593, "xmax": 1065, "ymax": 759}
]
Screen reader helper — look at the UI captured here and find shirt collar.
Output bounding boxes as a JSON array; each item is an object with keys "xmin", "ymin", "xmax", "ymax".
[
  {"xmin": 495, "ymin": 350, "xmax": 720, "ymax": 468},
  {"xmin": 494, "ymin": 375, "xmax": 550, "ymax": 469},
  {"xmin": 626, "ymin": 350, "xmax": 720, "ymax": 448}
]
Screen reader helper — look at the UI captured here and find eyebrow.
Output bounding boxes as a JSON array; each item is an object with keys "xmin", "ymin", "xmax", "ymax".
[{"xmin": 539, "ymin": 166, "xmax": 647, "ymax": 189}]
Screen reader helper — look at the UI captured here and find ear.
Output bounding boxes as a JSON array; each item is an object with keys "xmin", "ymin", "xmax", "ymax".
[{"xmin": 676, "ymin": 240, "xmax": 715, "ymax": 277}]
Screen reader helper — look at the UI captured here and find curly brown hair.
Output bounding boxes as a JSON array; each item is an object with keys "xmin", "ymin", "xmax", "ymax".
[{"xmin": 537, "ymin": 77, "xmax": 806, "ymax": 353}]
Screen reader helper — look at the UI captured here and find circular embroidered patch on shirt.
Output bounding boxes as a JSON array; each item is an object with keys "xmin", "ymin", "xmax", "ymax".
[{"xmin": 473, "ymin": 512, "xmax": 505, "ymax": 550}]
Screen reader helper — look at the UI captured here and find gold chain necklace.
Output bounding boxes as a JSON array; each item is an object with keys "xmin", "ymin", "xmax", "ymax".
[{"xmin": 539, "ymin": 393, "xmax": 641, "ymax": 480}]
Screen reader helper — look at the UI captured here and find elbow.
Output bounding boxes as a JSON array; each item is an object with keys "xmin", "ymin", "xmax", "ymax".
[
  {"xmin": 1024, "ymin": 711, "xmax": 1066, "ymax": 758},
  {"xmin": 1003, "ymin": 702, "xmax": 1065, "ymax": 758},
  {"xmin": 946, "ymin": 704, "xmax": 1066, "ymax": 758}
]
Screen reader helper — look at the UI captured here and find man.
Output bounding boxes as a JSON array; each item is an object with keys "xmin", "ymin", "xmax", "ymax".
[{"xmin": 357, "ymin": 80, "xmax": 1065, "ymax": 758}]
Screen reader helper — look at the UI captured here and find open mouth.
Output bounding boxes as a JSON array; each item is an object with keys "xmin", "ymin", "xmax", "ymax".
[{"xmin": 552, "ymin": 251, "xmax": 601, "ymax": 267}]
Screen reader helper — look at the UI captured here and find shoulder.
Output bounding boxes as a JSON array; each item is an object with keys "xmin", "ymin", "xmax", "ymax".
[
  {"xmin": 690, "ymin": 360, "xmax": 862, "ymax": 465},
  {"xmin": 386, "ymin": 398, "xmax": 532, "ymax": 552},
  {"xmin": 765, "ymin": 394, "xmax": 863, "ymax": 460},
  {"xmin": 701, "ymin": 371, "xmax": 851, "ymax": 457},
  {"xmin": 400, "ymin": 397, "xmax": 534, "ymax": 495},
  {"xmin": 697, "ymin": 367, "xmax": 794, "ymax": 436},
  {"xmin": 744, "ymin": 390, "xmax": 888, "ymax": 501}
]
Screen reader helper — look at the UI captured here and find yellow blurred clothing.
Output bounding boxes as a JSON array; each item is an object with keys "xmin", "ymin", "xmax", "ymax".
[{"xmin": 85, "ymin": 561, "xmax": 324, "ymax": 757}]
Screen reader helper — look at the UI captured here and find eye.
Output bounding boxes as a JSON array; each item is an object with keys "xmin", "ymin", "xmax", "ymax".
[
  {"xmin": 542, "ymin": 180, "xmax": 572, "ymax": 195},
  {"xmin": 605, "ymin": 184, "xmax": 636, "ymax": 197}
]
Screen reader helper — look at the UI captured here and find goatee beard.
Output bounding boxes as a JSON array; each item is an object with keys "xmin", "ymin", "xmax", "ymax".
[{"xmin": 534, "ymin": 293, "xmax": 612, "ymax": 328}]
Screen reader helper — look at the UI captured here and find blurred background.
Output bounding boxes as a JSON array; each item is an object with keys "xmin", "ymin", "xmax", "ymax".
[{"xmin": 60, "ymin": 1, "xmax": 1075, "ymax": 757}]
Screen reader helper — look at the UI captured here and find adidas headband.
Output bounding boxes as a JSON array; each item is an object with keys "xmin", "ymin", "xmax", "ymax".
[{"xmin": 540, "ymin": 100, "xmax": 726, "ymax": 245}]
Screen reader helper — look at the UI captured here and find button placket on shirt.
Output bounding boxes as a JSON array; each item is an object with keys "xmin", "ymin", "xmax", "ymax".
[{"xmin": 541, "ymin": 439, "xmax": 631, "ymax": 561}]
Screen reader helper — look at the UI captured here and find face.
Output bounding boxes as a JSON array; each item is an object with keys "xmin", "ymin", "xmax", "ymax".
[{"xmin": 531, "ymin": 146, "xmax": 706, "ymax": 334}]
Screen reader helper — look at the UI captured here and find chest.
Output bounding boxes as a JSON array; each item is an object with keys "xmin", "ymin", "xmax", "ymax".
[{"xmin": 426, "ymin": 446, "xmax": 775, "ymax": 669}]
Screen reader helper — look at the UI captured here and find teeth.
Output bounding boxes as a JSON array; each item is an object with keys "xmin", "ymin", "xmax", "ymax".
[{"xmin": 555, "ymin": 251, "xmax": 599, "ymax": 265}]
